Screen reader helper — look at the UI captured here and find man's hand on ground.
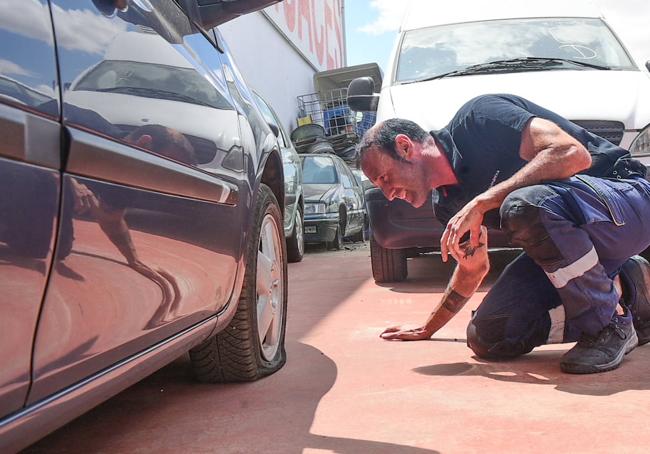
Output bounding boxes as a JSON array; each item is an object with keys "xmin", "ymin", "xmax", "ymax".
[{"xmin": 380, "ymin": 326, "xmax": 432, "ymax": 341}]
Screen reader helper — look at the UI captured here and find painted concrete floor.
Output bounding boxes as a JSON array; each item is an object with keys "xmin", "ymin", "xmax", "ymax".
[{"xmin": 28, "ymin": 244, "xmax": 650, "ymax": 453}]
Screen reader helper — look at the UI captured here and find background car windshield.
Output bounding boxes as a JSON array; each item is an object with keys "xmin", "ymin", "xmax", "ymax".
[
  {"xmin": 302, "ymin": 156, "xmax": 338, "ymax": 184},
  {"xmin": 74, "ymin": 61, "xmax": 231, "ymax": 110},
  {"xmin": 396, "ymin": 18, "xmax": 636, "ymax": 82}
]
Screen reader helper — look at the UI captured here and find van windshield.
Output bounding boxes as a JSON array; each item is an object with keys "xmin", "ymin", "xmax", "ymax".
[{"xmin": 396, "ymin": 18, "xmax": 635, "ymax": 83}]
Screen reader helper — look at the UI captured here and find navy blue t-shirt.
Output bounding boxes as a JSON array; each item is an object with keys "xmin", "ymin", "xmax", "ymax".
[{"xmin": 432, "ymin": 94, "xmax": 636, "ymax": 227}]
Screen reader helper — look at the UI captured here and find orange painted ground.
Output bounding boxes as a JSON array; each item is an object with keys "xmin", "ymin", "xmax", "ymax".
[{"xmin": 28, "ymin": 244, "xmax": 650, "ymax": 453}]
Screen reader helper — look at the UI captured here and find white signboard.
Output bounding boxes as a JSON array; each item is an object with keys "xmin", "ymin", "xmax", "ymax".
[{"xmin": 263, "ymin": 0, "xmax": 345, "ymax": 72}]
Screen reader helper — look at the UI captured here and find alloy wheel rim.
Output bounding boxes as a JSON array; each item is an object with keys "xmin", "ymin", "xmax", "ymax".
[{"xmin": 256, "ymin": 213, "xmax": 284, "ymax": 361}]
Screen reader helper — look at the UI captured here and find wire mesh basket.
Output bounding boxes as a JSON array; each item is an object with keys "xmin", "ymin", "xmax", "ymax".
[{"xmin": 297, "ymin": 88, "xmax": 376, "ymax": 150}]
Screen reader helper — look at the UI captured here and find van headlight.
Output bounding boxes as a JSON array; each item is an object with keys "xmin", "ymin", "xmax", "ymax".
[{"xmin": 630, "ymin": 126, "xmax": 650, "ymax": 156}]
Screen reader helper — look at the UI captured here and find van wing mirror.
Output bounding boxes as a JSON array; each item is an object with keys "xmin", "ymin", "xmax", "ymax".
[
  {"xmin": 347, "ymin": 77, "xmax": 380, "ymax": 112},
  {"xmin": 646, "ymin": 60, "xmax": 650, "ymax": 72},
  {"xmin": 179, "ymin": 0, "xmax": 281, "ymax": 29}
]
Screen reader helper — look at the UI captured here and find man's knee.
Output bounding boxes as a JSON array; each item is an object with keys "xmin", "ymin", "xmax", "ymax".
[
  {"xmin": 466, "ymin": 318, "xmax": 532, "ymax": 360},
  {"xmin": 499, "ymin": 186, "xmax": 562, "ymax": 261}
]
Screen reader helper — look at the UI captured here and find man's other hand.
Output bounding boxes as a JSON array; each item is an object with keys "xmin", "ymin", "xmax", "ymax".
[
  {"xmin": 441, "ymin": 199, "xmax": 485, "ymax": 262},
  {"xmin": 380, "ymin": 325, "xmax": 432, "ymax": 341}
]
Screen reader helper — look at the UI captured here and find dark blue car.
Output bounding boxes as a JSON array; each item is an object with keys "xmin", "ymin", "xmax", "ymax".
[{"xmin": 0, "ymin": 1, "xmax": 285, "ymax": 451}]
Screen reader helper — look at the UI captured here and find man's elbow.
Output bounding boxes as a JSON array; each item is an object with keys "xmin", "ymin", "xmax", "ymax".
[{"xmin": 567, "ymin": 144, "xmax": 591, "ymax": 174}]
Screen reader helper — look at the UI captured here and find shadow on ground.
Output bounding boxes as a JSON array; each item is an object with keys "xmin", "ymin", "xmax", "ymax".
[
  {"xmin": 28, "ymin": 342, "xmax": 438, "ymax": 454},
  {"xmin": 413, "ymin": 346, "xmax": 650, "ymax": 396}
]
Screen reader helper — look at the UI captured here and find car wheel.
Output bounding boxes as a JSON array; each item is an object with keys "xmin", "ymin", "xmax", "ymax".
[
  {"xmin": 287, "ymin": 205, "xmax": 304, "ymax": 263},
  {"xmin": 326, "ymin": 210, "xmax": 345, "ymax": 250},
  {"xmin": 370, "ymin": 234, "xmax": 407, "ymax": 283},
  {"xmin": 190, "ymin": 184, "xmax": 287, "ymax": 382},
  {"xmin": 350, "ymin": 215, "xmax": 367, "ymax": 242}
]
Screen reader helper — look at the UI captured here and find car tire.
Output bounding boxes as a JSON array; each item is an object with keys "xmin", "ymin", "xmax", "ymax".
[
  {"xmin": 326, "ymin": 210, "xmax": 345, "ymax": 250},
  {"xmin": 370, "ymin": 235, "xmax": 407, "ymax": 283},
  {"xmin": 189, "ymin": 184, "xmax": 287, "ymax": 383},
  {"xmin": 287, "ymin": 205, "xmax": 304, "ymax": 263},
  {"xmin": 350, "ymin": 215, "xmax": 368, "ymax": 242}
]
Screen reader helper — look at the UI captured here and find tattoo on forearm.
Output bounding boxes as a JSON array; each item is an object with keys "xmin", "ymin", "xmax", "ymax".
[{"xmin": 441, "ymin": 288, "xmax": 470, "ymax": 314}]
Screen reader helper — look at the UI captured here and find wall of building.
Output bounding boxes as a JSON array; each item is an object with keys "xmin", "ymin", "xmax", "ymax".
[{"xmin": 219, "ymin": 1, "xmax": 345, "ymax": 136}]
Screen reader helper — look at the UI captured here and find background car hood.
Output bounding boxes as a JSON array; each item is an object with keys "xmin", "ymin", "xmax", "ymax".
[
  {"xmin": 304, "ymin": 184, "xmax": 338, "ymax": 202},
  {"xmin": 384, "ymin": 70, "xmax": 650, "ymax": 130}
]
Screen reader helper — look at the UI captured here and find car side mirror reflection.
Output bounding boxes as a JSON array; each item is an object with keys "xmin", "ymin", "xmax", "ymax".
[
  {"xmin": 347, "ymin": 77, "xmax": 380, "ymax": 112},
  {"xmin": 646, "ymin": 61, "xmax": 650, "ymax": 72}
]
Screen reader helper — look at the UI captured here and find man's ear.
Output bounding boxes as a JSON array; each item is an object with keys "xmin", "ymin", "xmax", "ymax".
[
  {"xmin": 134, "ymin": 134, "xmax": 153, "ymax": 150},
  {"xmin": 394, "ymin": 134, "xmax": 412, "ymax": 160}
]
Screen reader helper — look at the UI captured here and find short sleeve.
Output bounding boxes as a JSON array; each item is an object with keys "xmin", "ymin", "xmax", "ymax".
[{"xmin": 463, "ymin": 94, "xmax": 536, "ymax": 155}]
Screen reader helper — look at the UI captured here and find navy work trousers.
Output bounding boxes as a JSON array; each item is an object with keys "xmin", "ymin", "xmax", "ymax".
[{"xmin": 467, "ymin": 175, "xmax": 650, "ymax": 359}]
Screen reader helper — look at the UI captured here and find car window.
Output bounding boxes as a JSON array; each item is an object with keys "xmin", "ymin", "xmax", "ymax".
[
  {"xmin": 396, "ymin": 17, "xmax": 636, "ymax": 83},
  {"xmin": 302, "ymin": 156, "xmax": 338, "ymax": 184},
  {"xmin": 55, "ymin": 0, "xmax": 240, "ymax": 171},
  {"xmin": 0, "ymin": 0, "xmax": 59, "ymax": 118},
  {"xmin": 338, "ymin": 162, "xmax": 353, "ymax": 189}
]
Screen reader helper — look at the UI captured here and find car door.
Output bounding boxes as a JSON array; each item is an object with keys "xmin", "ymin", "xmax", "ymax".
[
  {"xmin": 0, "ymin": 0, "xmax": 61, "ymax": 418},
  {"xmin": 28, "ymin": 0, "xmax": 247, "ymax": 403}
]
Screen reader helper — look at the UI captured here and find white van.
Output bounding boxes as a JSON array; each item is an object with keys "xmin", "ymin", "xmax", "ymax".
[{"xmin": 348, "ymin": 0, "xmax": 650, "ymax": 282}]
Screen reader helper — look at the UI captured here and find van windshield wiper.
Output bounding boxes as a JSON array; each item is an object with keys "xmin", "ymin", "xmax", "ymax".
[
  {"xmin": 93, "ymin": 86, "xmax": 213, "ymax": 107},
  {"xmin": 483, "ymin": 57, "xmax": 612, "ymax": 71},
  {"xmin": 400, "ymin": 57, "xmax": 612, "ymax": 85}
]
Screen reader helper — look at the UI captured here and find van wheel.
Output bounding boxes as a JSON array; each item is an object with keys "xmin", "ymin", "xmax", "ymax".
[
  {"xmin": 370, "ymin": 235, "xmax": 407, "ymax": 283},
  {"xmin": 190, "ymin": 184, "xmax": 287, "ymax": 382}
]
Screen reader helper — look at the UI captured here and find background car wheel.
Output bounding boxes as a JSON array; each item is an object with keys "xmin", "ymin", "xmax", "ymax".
[
  {"xmin": 287, "ymin": 205, "xmax": 304, "ymax": 263},
  {"xmin": 370, "ymin": 235, "xmax": 407, "ymax": 283},
  {"xmin": 190, "ymin": 184, "xmax": 287, "ymax": 382},
  {"xmin": 327, "ymin": 209, "xmax": 345, "ymax": 250},
  {"xmin": 350, "ymin": 215, "xmax": 367, "ymax": 243}
]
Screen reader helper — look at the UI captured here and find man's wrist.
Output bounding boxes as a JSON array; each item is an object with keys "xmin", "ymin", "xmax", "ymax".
[
  {"xmin": 473, "ymin": 194, "xmax": 499, "ymax": 213},
  {"xmin": 441, "ymin": 288, "xmax": 470, "ymax": 314}
]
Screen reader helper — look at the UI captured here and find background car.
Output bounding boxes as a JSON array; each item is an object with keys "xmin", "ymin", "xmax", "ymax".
[
  {"xmin": 302, "ymin": 154, "xmax": 366, "ymax": 249},
  {"xmin": 0, "ymin": 1, "xmax": 285, "ymax": 451},
  {"xmin": 253, "ymin": 91, "xmax": 305, "ymax": 263},
  {"xmin": 349, "ymin": 2, "xmax": 650, "ymax": 283}
]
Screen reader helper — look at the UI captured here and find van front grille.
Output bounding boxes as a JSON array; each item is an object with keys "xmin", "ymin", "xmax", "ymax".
[{"xmin": 571, "ymin": 120, "xmax": 625, "ymax": 146}]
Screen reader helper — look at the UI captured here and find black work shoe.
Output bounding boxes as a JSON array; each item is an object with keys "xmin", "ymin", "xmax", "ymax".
[
  {"xmin": 560, "ymin": 317, "xmax": 638, "ymax": 374},
  {"xmin": 620, "ymin": 256, "xmax": 650, "ymax": 345}
]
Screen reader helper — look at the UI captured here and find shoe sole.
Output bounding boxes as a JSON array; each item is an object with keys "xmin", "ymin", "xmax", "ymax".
[
  {"xmin": 622, "ymin": 257, "xmax": 650, "ymax": 345},
  {"xmin": 560, "ymin": 330, "xmax": 639, "ymax": 374}
]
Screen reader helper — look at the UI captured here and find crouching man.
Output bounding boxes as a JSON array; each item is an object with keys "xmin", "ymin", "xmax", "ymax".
[{"xmin": 360, "ymin": 94, "xmax": 650, "ymax": 374}]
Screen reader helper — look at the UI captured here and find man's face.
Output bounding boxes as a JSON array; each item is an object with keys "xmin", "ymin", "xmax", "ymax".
[{"xmin": 362, "ymin": 146, "xmax": 430, "ymax": 208}]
